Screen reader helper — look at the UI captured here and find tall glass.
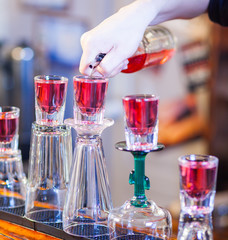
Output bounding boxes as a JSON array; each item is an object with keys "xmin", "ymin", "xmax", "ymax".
[
  {"xmin": 178, "ymin": 154, "xmax": 218, "ymax": 240},
  {"xmin": 122, "ymin": 94, "xmax": 159, "ymax": 150},
  {"xmin": 0, "ymin": 106, "xmax": 20, "ymax": 152},
  {"xmin": 73, "ymin": 75, "xmax": 108, "ymax": 124},
  {"xmin": 25, "ymin": 124, "xmax": 72, "ymax": 223},
  {"xmin": 34, "ymin": 75, "xmax": 68, "ymax": 126}
]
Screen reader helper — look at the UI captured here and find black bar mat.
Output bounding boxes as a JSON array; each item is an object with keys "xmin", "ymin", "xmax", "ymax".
[{"xmin": 0, "ymin": 206, "xmax": 88, "ymax": 240}]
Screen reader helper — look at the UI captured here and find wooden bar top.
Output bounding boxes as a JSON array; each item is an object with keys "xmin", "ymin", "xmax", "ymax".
[{"xmin": 0, "ymin": 219, "xmax": 61, "ymax": 240}]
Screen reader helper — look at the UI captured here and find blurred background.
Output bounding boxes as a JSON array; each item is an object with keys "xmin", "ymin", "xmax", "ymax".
[{"xmin": 0, "ymin": 0, "xmax": 228, "ymax": 226}]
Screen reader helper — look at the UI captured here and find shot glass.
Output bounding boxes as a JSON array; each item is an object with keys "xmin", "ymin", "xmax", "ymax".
[
  {"xmin": 0, "ymin": 106, "xmax": 20, "ymax": 152},
  {"xmin": 178, "ymin": 154, "xmax": 218, "ymax": 214},
  {"xmin": 34, "ymin": 75, "xmax": 68, "ymax": 126},
  {"xmin": 122, "ymin": 94, "xmax": 159, "ymax": 150},
  {"xmin": 73, "ymin": 75, "xmax": 109, "ymax": 124}
]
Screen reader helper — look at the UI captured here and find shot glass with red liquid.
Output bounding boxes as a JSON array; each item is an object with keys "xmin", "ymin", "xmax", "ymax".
[
  {"xmin": 122, "ymin": 94, "xmax": 159, "ymax": 150},
  {"xmin": 179, "ymin": 154, "xmax": 218, "ymax": 214},
  {"xmin": 34, "ymin": 75, "xmax": 68, "ymax": 126},
  {"xmin": 73, "ymin": 75, "xmax": 109, "ymax": 124},
  {"xmin": 0, "ymin": 106, "xmax": 20, "ymax": 152}
]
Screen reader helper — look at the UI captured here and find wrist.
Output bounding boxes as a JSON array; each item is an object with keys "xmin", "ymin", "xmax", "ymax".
[
  {"xmin": 134, "ymin": 0, "xmax": 166, "ymax": 25},
  {"xmin": 118, "ymin": 0, "xmax": 164, "ymax": 29}
]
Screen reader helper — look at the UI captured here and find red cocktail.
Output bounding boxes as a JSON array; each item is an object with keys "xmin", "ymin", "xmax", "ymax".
[
  {"xmin": 73, "ymin": 76, "xmax": 108, "ymax": 124},
  {"xmin": 122, "ymin": 49, "xmax": 175, "ymax": 74},
  {"xmin": 180, "ymin": 161, "xmax": 217, "ymax": 200},
  {"xmin": 122, "ymin": 94, "xmax": 159, "ymax": 150},
  {"xmin": 0, "ymin": 106, "xmax": 20, "ymax": 151},
  {"xmin": 34, "ymin": 75, "xmax": 68, "ymax": 125},
  {"xmin": 179, "ymin": 154, "xmax": 218, "ymax": 214}
]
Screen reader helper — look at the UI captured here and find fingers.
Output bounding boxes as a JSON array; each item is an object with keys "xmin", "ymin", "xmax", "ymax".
[
  {"xmin": 96, "ymin": 59, "xmax": 129, "ymax": 78},
  {"xmin": 79, "ymin": 48, "xmax": 99, "ymax": 76},
  {"xmin": 80, "ymin": 44, "xmax": 129, "ymax": 77},
  {"xmin": 92, "ymin": 48, "xmax": 129, "ymax": 77}
]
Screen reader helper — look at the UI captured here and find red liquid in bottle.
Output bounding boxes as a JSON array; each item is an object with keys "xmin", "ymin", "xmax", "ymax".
[
  {"xmin": 35, "ymin": 81, "xmax": 67, "ymax": 114},
  {"xmin": 121, "ymin": 49, "xmax": 175, "ymax": 74},
  {"xmin": 0, "ymin": 117, "xmax": 18, "ymax": 142},
  {"xmin": 180, "ymin": 162, "xmax": 217, "ymax": 199},
  {"xmin": 74, "ymin": 79, "xmax": 108, "ymax": 116},
  {"xmin": 123, "ymin": 95, "xmax": 158, "ymax": 135}
]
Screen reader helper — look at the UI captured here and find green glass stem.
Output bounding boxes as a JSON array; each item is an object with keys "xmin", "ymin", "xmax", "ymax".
[{"xmin": 129, "ymin": 151, "xmax": 150, "ymax": 208}]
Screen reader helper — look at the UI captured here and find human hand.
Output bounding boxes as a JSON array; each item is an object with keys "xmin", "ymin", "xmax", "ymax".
[{"xmin": 79, "ymin": 0, "xmax": 159, "ymax": 77}]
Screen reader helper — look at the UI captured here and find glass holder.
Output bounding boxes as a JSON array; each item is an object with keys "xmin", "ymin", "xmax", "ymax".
[
  {"xmin": 108, "ymin": 141, "xmax": 172, "ymax": 240},
  {"xmin": 63, "ymin": 118, "xmax": 113, "ymax": 239}
]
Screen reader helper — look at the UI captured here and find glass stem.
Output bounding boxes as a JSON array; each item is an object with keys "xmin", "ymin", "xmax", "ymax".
[{"xmin": 130, "ymin": 151, "xmax": 149, "ymax": 207}]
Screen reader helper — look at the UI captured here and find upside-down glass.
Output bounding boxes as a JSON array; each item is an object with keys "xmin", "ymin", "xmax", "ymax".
[
  {"xmin": 122, "ymin": 94, "xmax": 159, "ymax": 150},
  {"xmin": 25, "ymin": 124, "xmax": 72, "ymax": 223},
  {"xmin": 63, "ymin": 75, "xmax": 113, "ymax": 239},
  {"xmin": 178, "ymin": 154, "xmax": 218, "ymax": 240},
  {"xmin": 0, "ymin": 150, "xmax": 27, "ymax": 209},
  {"xmin": 108, "ymin": 143, "xmax": 172, "ymax": 240},
  {"xmin": 0, "ymin": 106, "xmax": 20, "ymax": 152},
  {"xmin": 34, "ymin": 75, "xmax": 68, "ymax": 126},
  {"xmin": 73, "ymin": 75, "xmax": 109, "ymax": 124}
]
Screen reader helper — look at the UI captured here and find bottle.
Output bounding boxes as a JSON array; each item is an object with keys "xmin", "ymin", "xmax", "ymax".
[
  {"xmin": 92, "ymin": 25, "xmax": 176, "ymax": 74},
  {"xmin": 122, "ymin": 25, "xmax": 176, "ymax": 73}
]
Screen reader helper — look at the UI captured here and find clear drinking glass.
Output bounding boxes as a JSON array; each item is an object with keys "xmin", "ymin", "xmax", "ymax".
[
  {"xmin": 122, "ymin": 94, "xmax": 159, "ymax": 150},
  {"xmin": 0, "ymin": 150, "xmax": 26, "ymax": 209},
  {"xmin": 178, "ymin": 154, "xmax": 218, "ymax": 240},
  {"xmin": 0, "ymin": 106, "xmax": 20, "ymax": 152},
  {"xmin": 25, "ymin": 123, "xmax": 72, "ymax": 223},
  {"xmin": 34, "ymin": 75, "xmax": 68, "ymax": 126},
  {"xmin": 178, "ymin": 154, "xmax": 218, "ymax": 214},
  {"xmin": 73, "ymin": 75, "xmax": 109, "ymax": 124},
  {"xmin": 63, "ymin": 75, "xmax": 113, "ymax": 239}
]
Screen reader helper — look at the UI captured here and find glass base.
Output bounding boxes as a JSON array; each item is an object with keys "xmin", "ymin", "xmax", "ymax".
[
  {"xmin": 0, "ymin": 196, "xmax": 25, "ymax": 209},
  {"xmin": 25, "ymin": 209, "xmax": 63, "ymax": 223},
  {"xmin": 63, "ymin": 208, "xmax": 110, "ymax": 238},
  {"xmin": 125, "ymin": 126, "xmax": 158, "ymax": 151},
  {"xmin": 108, "ymin": 200, "xmax": 172, "ymax": 240},
  {"xmin": 64, "ymin": 223, "xmax": 109, "ymax": 239},
  {"xmin": 65, "ymin": 118, "xmax": 114, "ymax": 136},
  {"xmin": 112, "ymin": 235, "xmax": 165, "ymax": 240}
]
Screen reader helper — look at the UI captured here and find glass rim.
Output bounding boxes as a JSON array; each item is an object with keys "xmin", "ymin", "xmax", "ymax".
[
  {"xmin": 0, "ymin": 149, "xmax": 21, "ymax": 158},
  {"xmin": 34, "ymin": 75, "xmax": 68, "ymax": 83},
  {"xmin": 122, "ymin": 94, "xmax": 159, "ymax": 101},
  {"xmin": 178, "ymin": 154, "xmax": 219, "ymax": 164},
  {"xmin": 0, "ymin": 106, "xmax": 20, "ymax": 116},
  {"xmin": 73, "ymin": 75, "xmax": 109, "ymax": 83}
]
